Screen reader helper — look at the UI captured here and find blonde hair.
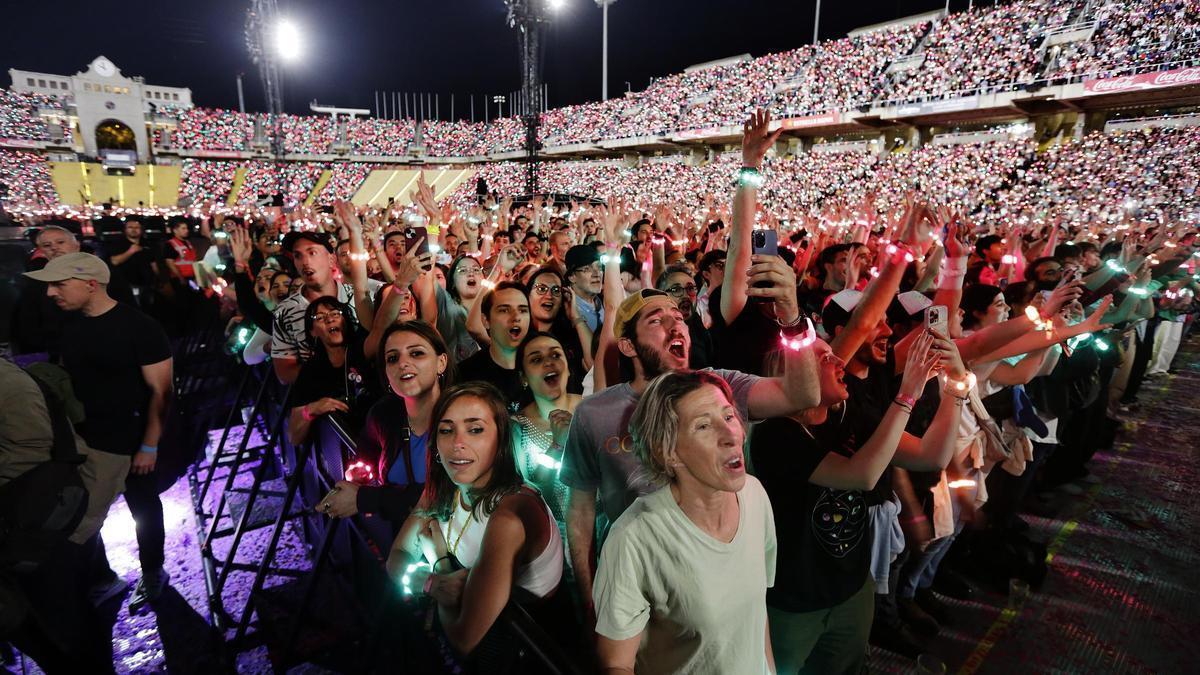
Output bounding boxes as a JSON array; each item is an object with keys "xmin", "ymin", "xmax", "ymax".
[{"xmin": 631, "ymin": 371, "xmax": 736, "ymax": 482}]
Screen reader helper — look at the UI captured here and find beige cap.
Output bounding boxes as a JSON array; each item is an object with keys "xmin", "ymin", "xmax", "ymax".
[
  {"xmin": 23, "ymin": 252, "xmax": 111, "ymax": 284},
  {"xmin": 613, "ymin": 289, "xmax": 673, "ymax": 338}
]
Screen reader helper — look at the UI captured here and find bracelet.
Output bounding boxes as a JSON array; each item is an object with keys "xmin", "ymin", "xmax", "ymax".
[
  {"xmin": 423, "ymin": 574, "xmax": 435, "ymax": 595},
  {"xmin": 138, "ymin": 444, "xmax": 158, "ymax": 455},
  {"xmin": 301, "ymin": 405, "xmax": 316, "ymax": 422},
  {"xmin": 348, "ymin": 251, "xmax": 370, "ymax": 262},
  {"xmin": 735, "ymin": 167, "xmax": 765, "ymax": 189},
  {"xmin": 432, "ymin": 555, "xmax": 455, "ymax": 573},
  {"xmin": 893, "ymin": 401, "xmax": 913, "ymax": 414},
  {"xmin": 894, "ymin": 393, "xmax": 917, "ymax": 410},
  {"xmin": 776, "ymin": 311, "xmax": 803, "ymax": 329},
  {"xmin": 902, "ymin": 515, "xmax": 929, "ymax": 525}
]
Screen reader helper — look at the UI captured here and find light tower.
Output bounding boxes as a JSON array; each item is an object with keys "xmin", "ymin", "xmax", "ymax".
[
  {"xmin": 245, "ymin": 0, "xmax": 300, "ymax": 196},
  {"xmin": 503, "ymin": 0, "xmax": 557, "ymax": 196},
  {"xmin": 595, "ymin": 0, "xmax": 617, "ymax": 101}
]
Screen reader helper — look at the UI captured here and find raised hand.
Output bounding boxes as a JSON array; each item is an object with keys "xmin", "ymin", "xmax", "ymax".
[
  {"xmin": 741, "ymin": 109, "xmax": 783, "ymax": 170},
  {"xmin": 745, "ymin": 254, "xmax": 800, "ymax": 324},
  {"xmin": 549, "ymin": 409, "xmax": 573, "ymax": 448},
  {"xmin": 395, "ymin": 237, "xmax": 432, "ymax": 286},
  {"xmin": 944, "ymin": 219, "xmax": 970, "ymax": 259},
  {"xmin": 229, "ymin": 225, "xmax": 253, "ymax": 266},
  {"xmin": 928, "ymin": 329, "xmax": 967, "ymax": 380},
  {"xmin": 899, "ymin": 331, "xmax": 938, "ymax": 398},
  {"xmin": 334, "ymin": 200, "xmax": 364, "ymax": 234}
]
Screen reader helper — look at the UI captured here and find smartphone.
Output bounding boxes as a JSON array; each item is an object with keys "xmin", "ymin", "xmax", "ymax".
[
  {"xmin": 925, "ymin": 304, "xmax": 948, "ymax": 335},
  {"xmin": 708, "ymin": 219, "xmax": 724, "ymax": 233},
  {"xmin": 752, "ymin": 229, "xmax": 778, "ymax": 257},
  {"xmin": 405, "ymin": 226, "xmax": 432, "ymax": 270}
]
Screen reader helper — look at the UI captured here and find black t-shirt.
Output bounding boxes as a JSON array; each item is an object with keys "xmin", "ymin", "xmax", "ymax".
[
  {"xmin": 685, "ymin": 311, "xmax": 713, "ymax": 370},
  {"xmin": 708, "ymin": 285, "xmax": 783, "ymax": 376},
  {"xmin": 456, "ymin": 349, "xmax": 524, "ymax": 406},
  {"xmin": 751, "ymin": 415, "xmax": 872, "ymax": 612},
  {"xmin": 841, "ymin": 356, "xmax": 897, "ymax": 504},
  {"xmin": 110, "ymin": 238, "xmax": 158, "ymax": 287},
  {"xmin": 60, "ymin": 302, "xmax": 172, "ymax": 454},
  {"xmin": 290, "ymin": 333, "xmax": 379, "ymax": 434}
]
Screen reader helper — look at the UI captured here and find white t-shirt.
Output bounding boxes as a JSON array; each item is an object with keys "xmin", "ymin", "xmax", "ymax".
[{"xmin": 593, "ymin": 476, "xmax": 777, "ymax": 675}]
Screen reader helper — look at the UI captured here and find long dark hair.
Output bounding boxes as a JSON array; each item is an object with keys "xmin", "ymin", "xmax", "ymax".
[
  {"xmin": 961, "ymin": 284, "xmax": 1003, "ymax": 330},
  {"xmin": 418, "ymin": 382, "xmax": 523, "ymax": 522},
  {"xmin": 375, "ymin": 319, "xmax": 456, "ymax": 391}
]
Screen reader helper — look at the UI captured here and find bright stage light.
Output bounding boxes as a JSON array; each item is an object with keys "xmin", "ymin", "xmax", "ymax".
[
  {"xmin": 274, "ymin": 19, "xmax": 303, "ymax": 62},
  {"xmin": 548, "ymin": 0, "xmax": 566, "ymax": 10}
]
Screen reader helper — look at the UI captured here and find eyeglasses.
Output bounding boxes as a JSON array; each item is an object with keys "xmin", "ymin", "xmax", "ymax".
[
  {"xmin": 312, "ymin": 309, "xmax": 344, "ymax": 324},
  {"xmin": 533, "ymin": 283, "xmax": 562, "ymax": 297},
  {"xmin": 709, "ymin": 260, "xmax": 726, "ymax": 270},
  {"xmin": 819, "ymin": 352, "xmax": 844, "ymax": 367},
  {"xmin": 666, "ymin": 284, "xmax": 698, "ymax": 296}
]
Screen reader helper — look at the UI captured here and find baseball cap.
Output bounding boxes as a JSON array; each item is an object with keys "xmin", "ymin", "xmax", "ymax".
[
  {"xmin": 565, "ymin": 244, "xmax": 601, "ymax": 276},
  {"xmin": 613, "ymin": 288, "xmax": 672, "ymax": 338},
  {"xmin": 887, "ymin": 290, "xmax": 934, "ymax": 325},
  {"xmin": 23, "ymin": 252, "xmax": 110, "ymax": 284},
  {"xmin": 282, "ymin": 230, "xmax": 335, "ymax": 255}
]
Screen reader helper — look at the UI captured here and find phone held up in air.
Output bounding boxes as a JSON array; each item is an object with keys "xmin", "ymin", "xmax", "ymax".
[
  {"xmin": 404, "ymin": 226, "xmax": 433, "ymax": 271},
  {"xmin": 926, "ymin": 304, "xmax": 949, "ymax": 335},
  {"xmin": 752, "ymin": 229, "xmax": 778, "ymax": 257}
]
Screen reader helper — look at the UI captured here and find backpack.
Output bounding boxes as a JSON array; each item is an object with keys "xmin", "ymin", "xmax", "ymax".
[{"xmin": 0, "ymin": 377, "xmax": 89, "ymax": 574}]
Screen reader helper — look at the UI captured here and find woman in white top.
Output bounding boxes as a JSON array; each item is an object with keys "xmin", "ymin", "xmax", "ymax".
[
  {"xmin": 512, "ymin": 331, "xmax": 581, "ymax": 536},
  {"xmin": 593, "ymin": 370, "xmax": 778, "ymax": 675},
  {"xmin": 386, "ymin": 381, "xmax": 563, "ymax": 658}
]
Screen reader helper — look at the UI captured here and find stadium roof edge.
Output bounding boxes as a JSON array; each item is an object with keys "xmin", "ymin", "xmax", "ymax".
[
  {"xmin": 683, "ymin": 54, "xmax": 751, "ymax": 73},
  {"xmin": 847, "ymin": 9, "xmax": 944, "ymax": 38}
]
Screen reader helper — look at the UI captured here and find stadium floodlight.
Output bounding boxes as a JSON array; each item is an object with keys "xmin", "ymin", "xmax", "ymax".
[
  {"xmin": 274, "ymin": 18, "xmax": 303, "ymax": 62},
  {"xmin": 548, "ymin": 0, "xmax": 566, "ymax": 9}
]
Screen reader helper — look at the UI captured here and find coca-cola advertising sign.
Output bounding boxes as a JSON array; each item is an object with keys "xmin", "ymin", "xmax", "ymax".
[{"xmin": 1085, "ymin": 67, "xmax": 1200, "ymax": 94}]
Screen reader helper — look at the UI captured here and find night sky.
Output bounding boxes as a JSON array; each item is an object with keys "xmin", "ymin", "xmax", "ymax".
[{"xmin": 3, "ymin": 0, "xmax": 958, "ymax": 118}]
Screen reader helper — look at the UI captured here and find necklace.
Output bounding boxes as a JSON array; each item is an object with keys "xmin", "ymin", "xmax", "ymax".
[{"xmin": 446, "ymin": 489, "xmax": 471, "ymax": 558}]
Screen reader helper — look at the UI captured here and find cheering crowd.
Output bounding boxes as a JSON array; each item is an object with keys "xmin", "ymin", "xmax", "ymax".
[{"xmin": 5, "ymin": 102, "xmax": 1197, "ymax": 673}]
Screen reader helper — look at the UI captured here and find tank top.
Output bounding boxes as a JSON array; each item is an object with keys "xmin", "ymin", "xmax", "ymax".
[{"xmin": 437, "ymin": 488, "xmax": 563, "ymax": 598}]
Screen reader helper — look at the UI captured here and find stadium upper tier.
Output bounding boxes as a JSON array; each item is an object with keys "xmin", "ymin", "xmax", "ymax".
[
  {"xmin": 6, "ymin": 125, "xmax": 1198, "ymax": 227},
  {"xmin": 3, "ymin": 0, "xmax": 1198, "ymax": 155}
]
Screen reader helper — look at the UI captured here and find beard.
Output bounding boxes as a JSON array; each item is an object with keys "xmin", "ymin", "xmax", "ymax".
[{"xmin": 634, "ymin": 339, "xmax": 677, "ymax": 379}]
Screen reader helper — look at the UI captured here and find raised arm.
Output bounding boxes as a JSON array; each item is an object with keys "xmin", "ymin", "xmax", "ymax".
[
  {"xmin": 830, "ymin": 200, "xmax": 927, "ymax": 363},
  {"xmin": 335, "ymin": 201, "xmax": 377, "ymax": 330},
  {"xmin": 892, "ymin": 332, "xmax": 966, "ymax": 471},
  {"xmin": 722, "ymin": 109, "xmax": 781, "ymax": 325},
  {"xmin": 811, "ymin": 333, "xmax": 938, "ymax": 490}
]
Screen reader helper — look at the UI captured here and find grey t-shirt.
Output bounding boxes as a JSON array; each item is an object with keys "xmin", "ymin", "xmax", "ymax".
[
  {"xmin": 435, "ymin": 285, "xmax": 480, "ymax": 366},
  {"xmin": 559, "ymin": 368, "xmax": 760, "ymax": 534},
  {"xmin": 593, "ymin": 476, "xmax": 777, "ymax": 675}
]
